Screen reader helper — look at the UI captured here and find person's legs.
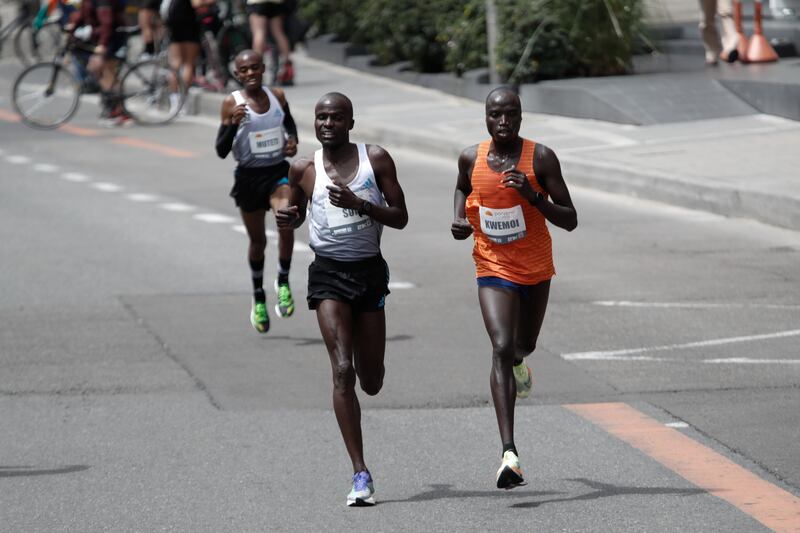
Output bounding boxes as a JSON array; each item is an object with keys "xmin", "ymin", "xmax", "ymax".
[
  {"xmin": 138, "ymin": 8, "xmax": 156, "ymax": 55},
  {"xmin": 316, "ymin": 300, "xmax": 365, "ymax": 472},
  {"xmin": 269, "ymin": 183, "xmax": 295, "ymax": 317},
  {"xmin": 512, "ymin": 280, "xmax": 550, "ymax": 398},
  {"xmin": 478, "ymin": 286, "xmax": 519, "ymax": 450},
  {"xmin": 249, "ymin": 13, "xmax": 268, "ymax": 56},
  {"xmin": 698, "ymin": 0, "xmax": 722, "ymax": 63},
  {"xmin": 352, "ymin": 309, "xmax": 386, "ymax": 397},
  {"xmin": 716, "ymin": 0, "xmax": 739, "ymax": 61},
  {"xmin": 241, "ymin": 208, "xmax": 269, "ymax": 331},
  {"xmin": 179, "ymin": 41, "xmax": 200, "ymax": 90},
  {"xmin": 268, "ymin": 14, "xmax": 291, "ymax": 62}
]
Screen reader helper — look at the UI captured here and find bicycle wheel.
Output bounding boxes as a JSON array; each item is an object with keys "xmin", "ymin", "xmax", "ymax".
[
  {"xmin": 14, "ymin": 21, "xmax": 62, "ymax": 65},
  {"xmin": 12, "ymin": 62, "xmax": 80, "ymax": 129},
  {"xmin": 120, "ymin": 59, "xmax": 184, "ymax": 125}
]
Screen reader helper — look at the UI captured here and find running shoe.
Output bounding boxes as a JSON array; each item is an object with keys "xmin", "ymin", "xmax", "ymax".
[
  {"xmin": 513, "ymin": 361, "xmax": 533, "ymax": 399},
  {"xmin": 250, "ymin": 299, "xmax": 270, "ymax": 333},
  {"xmin": 274, "ymin": 280, "xmax": 295, "ymax": 318},
  {"xmin": 347, "ymin": 471, "xmax": 375, "ymax": 506},
  {"xmin": 496, "ymin": 450, "xmax": 525, "ymax": 489},
  {"xmin": 277, "ymin": 60, "xmax": 294, "ymax": 86}
]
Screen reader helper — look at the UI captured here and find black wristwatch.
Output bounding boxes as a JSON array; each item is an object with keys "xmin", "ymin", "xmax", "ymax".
[
  {"xmin": 358, "ymin": 200, "xmax": 373, "ymax": 216},
  {"xmin": 530, "ymin": 192, "xmax": 544, "ymax": 206}
]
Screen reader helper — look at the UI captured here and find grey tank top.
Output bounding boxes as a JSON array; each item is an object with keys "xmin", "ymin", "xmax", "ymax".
[
  {"xmin": 232, "ymin": 87, "xmax": 286, "ymax": 168},
  {"xmin": 308, "ymin": 144, "xmax": 386, "ymax": 261}
]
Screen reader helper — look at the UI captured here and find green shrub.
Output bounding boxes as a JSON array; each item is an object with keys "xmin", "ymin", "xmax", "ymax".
[{"xmin": 300, "ymin": 0, "xmax": 645, "ymax": 81}]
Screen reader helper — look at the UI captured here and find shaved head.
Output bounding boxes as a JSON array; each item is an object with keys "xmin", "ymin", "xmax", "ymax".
[
  {"xmin": 486, "ymin": 87, "xmax": 521, "ymax": 110},
  {"xmin": 316, "ymin": 92, "xmax": 353, "ymax": 118},
  {"xmin": 235, "ymin": 49, "xmax": 262, "ymax": 65}
]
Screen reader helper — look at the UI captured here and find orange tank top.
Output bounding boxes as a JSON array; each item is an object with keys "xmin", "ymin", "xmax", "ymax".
[{"xmin": 465, "ymin": 139, "xmax": 555, "ymax": 285}]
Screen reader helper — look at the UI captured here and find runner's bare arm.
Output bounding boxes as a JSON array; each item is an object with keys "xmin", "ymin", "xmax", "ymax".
[
  {"xmin": 359, "ymin": 145, "xmax": 407, "ymax": 229},
  {"xmin": 276, "ymin": 158, "xmax": 314, "ymax": 229},
  {"xmin": 216, "ymin": 95, "xmax": 245, "ymax": 158},
  {"xmin": 271, "ymin": 87, "xmax": 298, "ymax": 155},
  {"xmin": 452, "ymin": 145, "xmax": 477, "ymax": 240},
  {"xmin": 533, "ymin": 144, "xmax": 578, "ymax": 231}
]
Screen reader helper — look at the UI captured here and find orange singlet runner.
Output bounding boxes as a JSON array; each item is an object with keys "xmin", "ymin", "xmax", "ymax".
[{"xmin": 465, "ymin": 138, "xmax": 555, "ymax": 285}]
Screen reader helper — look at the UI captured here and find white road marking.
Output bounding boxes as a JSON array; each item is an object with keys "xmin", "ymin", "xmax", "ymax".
[
  {"xmin": 594, "ymin": 300, "xmax": 800, "ymax": 310},
  {"xmin": 5, "ymin": 155, "xmax": 31, "ymax": 164},
  {"xmin": 562, "ymin": 329, "xmax": 800, "ymax": 360},
  {"xmin": 193, "ymin": 213, "xmax": 237, "ymax": 224},
  {"xmin": 388, "ymin": 281, "xmax": 415, "ymax": 289},
  {"xmin": 232, "ymin": 225, "xmax": 247, "ymax": 234},
  {"xmin": 293, "ymin": 241, "xmax": 312, "ymax": 253},
  {"xmin": 703, "ymin": 358, "xmax": 800, "ymax": 365},
  {"xmin": 61, "ymin": 172, "xmax": 90, "ymax": 183},
  {"xmin": 665, "ymin": 422, "xmax": 689, "ymax": 428},
  {"xmin": 126, "ymin": 193, "xmax": 160, "ymax": 202},
  {"xmin": 160, "ymin": 202, "xmax": 196, "ymax": 212},
  {"xmin": 91, "ymin": 182, "xmax": 123, "ymax": 192},
  {"xmin": 33, "ymin": 163, "xmax": 58, "ymax": 173}
]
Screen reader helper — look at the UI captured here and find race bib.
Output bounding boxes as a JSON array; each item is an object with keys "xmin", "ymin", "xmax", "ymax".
[
  {"xmin": 248, "ymin": 127, "xmax": 284, "ymax": 159},
  {"xmin": 325, "ymin": 191, "xmax": 374, "ymax": 236},
  {"xmin": 479, "ymin": 205, "xmax": 527, "ymax": 244}
]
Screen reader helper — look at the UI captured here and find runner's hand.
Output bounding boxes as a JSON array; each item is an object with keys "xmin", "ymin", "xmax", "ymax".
[
  {"xmin": 326, "ymin": 182, "xmax": 361, "ymax": 210},
  {"xmin": 276, "ymin": 206, "xmax": 299, "ymax": 228},
  {"xmin": 284, "ymin": 136, "xmax": 297, "ymax": 157},
  {"xmin": 451, "ymin": 218, "xmax": 473, "ymax": 240},
  {"xmin": 501, "ymin": 166, "xmax": 536, "ymax": 202},
  {"xmin": 231, "ymin": 104, "xmax": 247, "ymax": 125}
]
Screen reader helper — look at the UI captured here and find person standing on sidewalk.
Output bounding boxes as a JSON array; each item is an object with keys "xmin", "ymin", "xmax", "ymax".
[
  {"xmin": 276, "ymin": 92, "xmax": 408, "ymax": 506},
  {"xmin": 215, "ymin": 50, "xmax": 299, "ymax": 333},
  {"xmin": 698, "ymin": 0, "xmax": 740, "ymax": 64},
  {"xmin": 246, "ymin": 0, "xmax": 294, "ymax": 85},
  {"xmin": 451, "ymin": 87, "xmax": 577, "ymax": 489}
]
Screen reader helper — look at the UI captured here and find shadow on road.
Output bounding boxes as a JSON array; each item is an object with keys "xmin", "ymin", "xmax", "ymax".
[
  {"xmin": 509, "ymin": 478, "xmax": 706, "ymax": 509},
  {"xmin": 0, "ymin": 465, "xmax": 90, "ymax": 478},
  {"xmin": 262, "ymin": 334, "xmax": 413, "ymax": 346},
  {"xmin": 380, "ymin": 478, "xmax": 705, "ymax": 508}
]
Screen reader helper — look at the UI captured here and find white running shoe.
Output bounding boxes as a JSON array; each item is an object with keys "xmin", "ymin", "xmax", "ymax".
[
  {"xmin": 347, "ymin": 471, "xmax": 375, "ymax": 506},
  {"xmin": 496, "ymin": 450, "xmax": 525, "ymax": 489}
]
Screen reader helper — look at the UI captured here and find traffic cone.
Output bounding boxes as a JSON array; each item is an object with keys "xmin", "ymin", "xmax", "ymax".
[
  {"xmin": 747, "ymin": 1, "xmax": 779, "ymax": 63},
  {"xmin": 733, "ymin": 0, "xmax": 749, "ymax": 63}
]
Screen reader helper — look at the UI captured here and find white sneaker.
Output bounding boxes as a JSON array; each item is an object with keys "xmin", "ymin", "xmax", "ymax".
[{"xmin": 496, "ymin": 450, "xmax": 525, "ymax": 489}]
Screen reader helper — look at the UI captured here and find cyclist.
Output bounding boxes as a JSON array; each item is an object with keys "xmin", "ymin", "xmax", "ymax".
[{"xmin": 65, "ymin": 0, "xmax": 130, "ymax": 125}]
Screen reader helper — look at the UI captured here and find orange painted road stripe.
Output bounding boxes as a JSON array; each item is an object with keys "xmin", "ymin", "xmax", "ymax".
[
  {"xmin": 566, "ymin": 402, "xmax": 800, "ymax": 532},
  {"xmin": 59, "ymin": 124, "xmax": 102, "ymax": 137},
  {"xmin": 0, "ymin": 109, "xmax": 21, "ymax": 122},
  {"xmin": 111, "ymin": 137, "xmax": 196, "ymax": 158}
]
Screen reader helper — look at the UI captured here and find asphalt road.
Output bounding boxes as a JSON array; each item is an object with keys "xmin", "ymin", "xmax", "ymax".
[{"xmin": 1, "ymin": 59, "xmax": 798, "ymax": 532}]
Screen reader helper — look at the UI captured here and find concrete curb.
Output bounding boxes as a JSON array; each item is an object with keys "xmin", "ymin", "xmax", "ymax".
[{"xmin": 192, "ymin": 91, "xmax": 800, "ymax": 231}]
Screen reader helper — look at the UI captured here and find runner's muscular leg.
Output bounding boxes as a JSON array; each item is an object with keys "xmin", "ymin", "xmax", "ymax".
[
  {"xmin": 240, "ymin": 208, "xmax": 267, "ymax": 262},
  {"xmin": 478, "ymin": 286, "xmax": 520, "ymax": 446},
  {"xmin": 515, "ymin": 279, "xmax": 551, "ymax": 361},
  {"xmin": 352, "ymin": 309, "xmax": 386, "ymax": 396},
  {"xmin": 317, "ymin": 299, "xmax": 367, "ymax": 472},
  {"xmin": 249, "ymin": 13, "xmax": 268, "ymax": 56},
  {"xmin": 269, "ymin": 184, "xmax": 294, "ymax": 265}
]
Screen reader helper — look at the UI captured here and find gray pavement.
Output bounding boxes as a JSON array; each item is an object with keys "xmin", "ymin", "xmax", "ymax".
[
  {"xmin": 1, "ymin": 55, "xmax": 800, "ymax": 532},
  {"xmin": 193, "ymin": 51, "xmax": 800, "ymax": 231}
]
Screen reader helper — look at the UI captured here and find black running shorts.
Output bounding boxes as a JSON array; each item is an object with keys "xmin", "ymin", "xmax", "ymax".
[
  {"xmin": 230, "ymin": 161, "xmax": 290, "ymax": 212},
  {"xmin": 307, "ymin": 254, "xmax": 390, "ymax": 312},
  {"xmin": 246, "ymin": 1, "xmax": 287, "ymax": 17}
]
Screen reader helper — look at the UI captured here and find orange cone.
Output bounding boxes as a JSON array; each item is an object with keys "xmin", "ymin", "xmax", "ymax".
[
  {"xmin": 733, "ymin": 0, "xmax": 749, "ymax": 63},
  {"xmin": 747, "ymin": 1, "xmax": 779, "ymax": 63}
]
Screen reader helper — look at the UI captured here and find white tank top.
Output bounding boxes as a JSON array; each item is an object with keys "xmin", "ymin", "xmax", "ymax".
[
  {"xmin": 231, "ymin": 87, "xmax": 286, "ymax": 168},
  {"xmin": 308, "ymin": 144, "xmax": 386, "ymax": 261}
]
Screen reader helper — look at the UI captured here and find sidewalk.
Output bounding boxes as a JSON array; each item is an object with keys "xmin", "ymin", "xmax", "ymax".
[{"xmin": 194, "ymin": 52, "xmax": 800, "ymax": 231}]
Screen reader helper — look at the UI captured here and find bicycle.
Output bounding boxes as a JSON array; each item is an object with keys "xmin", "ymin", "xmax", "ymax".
[
  {"xmin": 12, "ymin": 28, "xmax": 186, "ymax": 129},
  {"xmin": 195, "ymin": 0, "xmax": 250, "ymax": 92}
]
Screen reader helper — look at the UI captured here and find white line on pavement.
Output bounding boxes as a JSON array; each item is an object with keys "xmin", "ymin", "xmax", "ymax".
[
  {"xmin": 388, "ymin": 281, "xmax": 415, "ymax": 289},
  {"xmin": 126, "ymin": 193, "xmax": 160, "ymax": 202},
  {"xmin": 91, "ymin": 182, "xmax": 123, "ymax": 193},
  {"xmin": 33, "ymin": 163, "xmax": 58, "ymax": 173},
  {"xmin": 159, "ymin": 202, "xmax": 196, "ymax": 212},
  {"xmin": 562, "ymin": 329, "xmax": 800, "ymax": 360},
  {"xmin": 665, "ymin": 422, "xmax": 689, "ymax": 428},
  {"xmin": 193, "ymin": 213, "xmax": 237, "ymax": 224},
  {"xmin": 593, "ymin": 300, "xmax": 800, "ymax": 310},
  {"xmin": 61, "ymin": 172, "xmax": 90, "ymax": 183},
  {"xmin": 231, "ymin": 225, "xmax": 247, "ymax": 234},
  {"xmin": 5, "ymin": 155, "xmax": 31, "ymax": 164},
  {"xmin": 703, "ymin": 358, "xmax": 800, "ymax": 364}
]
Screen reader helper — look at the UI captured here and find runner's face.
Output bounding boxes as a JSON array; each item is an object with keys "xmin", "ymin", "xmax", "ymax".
[
  {"xmin": 486, "ymin": 97, "xmax": 521, "ymax": 143},
  {"xmin": 235, "ymin": 56, "xmax": 264, "ymax": 89},
  {"xmin": 315, "ymin": 103, "xmax": 352, "ymax": 147}
]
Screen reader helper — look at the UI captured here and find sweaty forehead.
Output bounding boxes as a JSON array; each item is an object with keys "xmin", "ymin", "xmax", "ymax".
[
  {"xmin": 315, "ymin": 99, "xmax": 352, "ymax": 116},
  {"xmin": 486, "ymin": 90, "xmax": 521, "ymax": 110},
  {"xmin": 235, "ymin": 52, "xmax": 261, "ymax": 67}
]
